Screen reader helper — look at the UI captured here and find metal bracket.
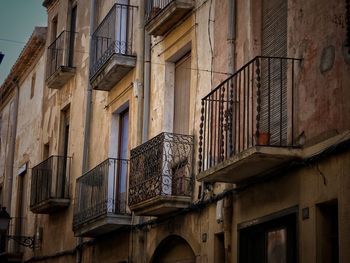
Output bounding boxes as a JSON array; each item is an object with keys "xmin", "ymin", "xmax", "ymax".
[{"xmin": 7, "ymin": 235, "xmax": 35, "ymax": 249}]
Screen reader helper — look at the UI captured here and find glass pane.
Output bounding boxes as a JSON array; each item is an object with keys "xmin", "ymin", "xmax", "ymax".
[{"xmin": 267, "ymin": 228, "xmax": 287, "ymax": 263}]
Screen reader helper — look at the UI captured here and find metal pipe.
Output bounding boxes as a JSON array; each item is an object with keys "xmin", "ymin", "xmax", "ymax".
[
  {"xmin": 142, "ymin": 32, "xmax": 151, "ymax": 143},
  {"xmin": 227, "ymin": 0, "xmax": 236, "ymax": 74},
  {"xmin": 224, "ymin": 0, "xmax": 236, "ymax": 261},
  {"xmin": 77, "ymin": 0, "xmax": 96, "ymax": 262},
  {"xmin": 5, "ymin": 80, "xmax": 19, "ymax": 213},
  {"xmin": 136, "ymin": 0, "xmax": 145, "ymax": 145}
]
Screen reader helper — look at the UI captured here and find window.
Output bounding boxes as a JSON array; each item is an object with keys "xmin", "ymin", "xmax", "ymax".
[
  {"xmin": 51, "ymin": 16, "xmax": 58, "ymax": 42},
  {"xmin": 43, "ymin": 143, "xmax": 50, "ymax": 159},
  {"xmin": 30, "ymin": 73, "xmax": 36, "ymax": 99},
  {"xmin": 14, "ymin": 168, "xmax": 27, "ymax": 253},
  {"xmin": 0, "ymin": 185, "xmax": 3, "ymax": 207},
  {"xmin": 214, "ymin": 233, "xmax": 225, "ymax": 263}
]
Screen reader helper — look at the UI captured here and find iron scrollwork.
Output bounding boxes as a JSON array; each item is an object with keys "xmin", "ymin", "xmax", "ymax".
[
  {"xmin": 7, "ymin": 235, "xmax": 35, "ymax": 249},
  {"xmin": 129, "ymin": 132, "xmax": 194, "ymax": 206}
]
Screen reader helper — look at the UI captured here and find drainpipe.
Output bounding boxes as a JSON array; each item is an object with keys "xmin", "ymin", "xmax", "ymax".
[
  {"xmin": 77, "ymin": 0, "xmax": 96, "ymax": 262},
  {"xmin": 223, "ymin": 0, "xmax": 236, "ymax": 262},
  {"xmin": 136, "ymin": 0, "xmax": 145, "ymax": 145},
  {"xmin": 142, "ymin": 33, "xmax": 151, "ymax": 143},
  {"xmin": 5, "ymin": 80, "xmax": 19, "ymax": 213},
  {"xmin": 227, "ymin": 0, "xmax": 236, "ymax": 74}
]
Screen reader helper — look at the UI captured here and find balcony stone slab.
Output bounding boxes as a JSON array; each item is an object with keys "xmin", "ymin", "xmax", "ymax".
[
  {"xmin": 73, "ymin": 214, "xmax": 132, "ymax": 237},
  {"xmin": 129, "ymin": 195, "xmax": 191, "ymax": 216},
  {"xmin": 197, "ymin": 146, "xmax": 302, "ymax": 184},
  {"xmin": 30, "ymin": 198, "xmax": 70, "ymax": 214},
  {"xmin": 146, "ymin": 0, "xmax": 194, "ymax": 36},
  {"xmin": 91, "ymin": 54, "xmax": 136, "ymax": 91},
  {"xmin": 46, "ymin": 66, "xmax": 75, "ymax": 89}
]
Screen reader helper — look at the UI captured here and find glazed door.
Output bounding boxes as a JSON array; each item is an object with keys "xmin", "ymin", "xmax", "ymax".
[
  {"xmin": 239, "ymin": 213, "xmax": 297, "ymax": 263},
  {"xmin": 117, "ymin": 109, "xmax": 129, "ymax": 212},
  {"xmin": 68, "ymin": 4, "xmax": 77, "ymax": 67},
  {"xmin": 116, "ymin": 0, "xmax": 129, "ymax": 54}
]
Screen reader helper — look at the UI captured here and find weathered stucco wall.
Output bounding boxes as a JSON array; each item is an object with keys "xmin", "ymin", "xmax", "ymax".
[{"xmin": 0, "ymin": 95, "xmax": 15, "ymax": 203}]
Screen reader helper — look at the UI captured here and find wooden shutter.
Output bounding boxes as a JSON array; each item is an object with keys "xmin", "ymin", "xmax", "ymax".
[
  {"xmin": 174, "ymin": 54, "xmax": 191, "ymax": 134},
  {"xmin": 260, "ymin": 0, "xmax": 288, "ymax": 146}
]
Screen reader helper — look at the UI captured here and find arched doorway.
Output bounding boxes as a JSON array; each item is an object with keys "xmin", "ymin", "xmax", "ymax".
[{"xmin": 151, "ymin": 235, "xmax": 196, "ymax": 263}]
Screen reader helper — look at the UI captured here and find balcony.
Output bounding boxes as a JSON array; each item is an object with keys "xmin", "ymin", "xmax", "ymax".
[
  {"xmin": 90, "ymin": 4, "xmax": 137, "ymax": 91},
  {"xmin": 197, "ymin": 56, "xmax": 302, "ymax": 184},
  {"xmin": 73, "ymin": 158, "xmax": 131, "ymax": 237},
  {"xmin": 145, "ymin": 0, "xmax": 194, "ymax": 36},
  {"xmin": 30, "ymin": 156, "xmax": 71, "ymax": 214},
  {"xmin": 46, "ymin": 31, "xmax": 76, "ymax": 89},
  {"xmin": 129, "ymin": 132, "xmax": 194, "ymax": 216}
]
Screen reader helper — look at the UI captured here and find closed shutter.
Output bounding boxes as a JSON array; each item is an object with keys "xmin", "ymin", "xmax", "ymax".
[
  {"xmin": 174, "ymin": 54, "xmax": 191, "ymax": 134},
  {"xmin": 260, "ymin": 0, "xmax": 288, "ymax": 146}
]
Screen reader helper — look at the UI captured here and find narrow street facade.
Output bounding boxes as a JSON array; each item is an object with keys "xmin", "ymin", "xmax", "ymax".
[{"xmin": 0, "ymin": 0, "xmax": 349, "ymax": 262}]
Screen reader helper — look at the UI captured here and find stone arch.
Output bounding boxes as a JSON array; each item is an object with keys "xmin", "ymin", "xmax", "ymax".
[{"xmin": 150, "ymin": 235, "xmax": 196, "ymax": 263}]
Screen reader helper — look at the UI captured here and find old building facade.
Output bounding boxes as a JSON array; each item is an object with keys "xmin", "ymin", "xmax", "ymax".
[{"xmin": 0, "ymin": 0, "xmax": 349, "ymax": 262}]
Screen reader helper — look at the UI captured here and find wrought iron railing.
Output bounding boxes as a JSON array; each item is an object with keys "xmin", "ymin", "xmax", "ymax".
[
  {"xmin": 73, "ymin": 158, "xmax": 129, "ymax": 230},
  {"xmin": 46, "ymin": 31, "xmax": 76, "ymax": 80},
  {"xmin": 198, "ymin": 56, "xmax": 301, "ymax": 173},
  {"xmin": 129, "ymin": 132, "xmax": 194, "ymax": 206},
  {"xmin": 30, "ymin": 156, "xmax": 71, "ymax": 208},
  {"xmin": 89, "ymin": 4, "xmax": 137, "ymax": 79},
  {"xmin": 145, "ymin": 0, "xmax": 174, "ymax": 24}
]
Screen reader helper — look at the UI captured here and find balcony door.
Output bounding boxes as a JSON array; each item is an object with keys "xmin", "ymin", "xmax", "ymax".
[
  {"xmin": 116, "ymin": 108, "xmax": 129, "ymax": 212},
  {"xmin": 68, "ymin": 4, "xmax": 77, "ymax": 67},
  {"xmin": 116, "ymin": 0, "xmax": 129, "ymax": 54},
  {"xmin": 260, "ymin": 0, "xmax": 288, "ymax": 146},
  {"xmin": 58, "ymin": 109, "xmax": 70, "ymax": 198}
]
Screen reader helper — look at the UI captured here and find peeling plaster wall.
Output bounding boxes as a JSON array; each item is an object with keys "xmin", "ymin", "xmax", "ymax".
[{"xmin": 233, "ymin": 0, "xmax": 350, "ymax": 143}]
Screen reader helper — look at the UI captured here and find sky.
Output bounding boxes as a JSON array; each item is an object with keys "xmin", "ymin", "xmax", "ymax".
[{"xmin": 0, "ymin": 0, "xmax": 47, "ymax": 84}]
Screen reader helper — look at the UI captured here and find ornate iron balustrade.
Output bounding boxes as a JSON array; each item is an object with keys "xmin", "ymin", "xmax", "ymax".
[
  {"xmin": 145, "ymin": 0, "xmax": 173, "ymax": 24},
  {"xmin": 30, "ymin": 156, "xmax": 71, "ymax": 208},
  {"xmin": 129, "ymin": 132, "xmax": 194, "ymax": 206},
  {"xmin": 46, "ymin": 31, "xmax": 76, "ymax": 80},
  {"xmin": 73, "ymin": 158, "xmax": 129, "ymax": 230},
  {"xmin": 198, "ymin": 56, "xmax": 302, "ymax": 173},
  {"xmin": 89, "ymin": 4, "xmax": 137, "ymax": 79}
]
